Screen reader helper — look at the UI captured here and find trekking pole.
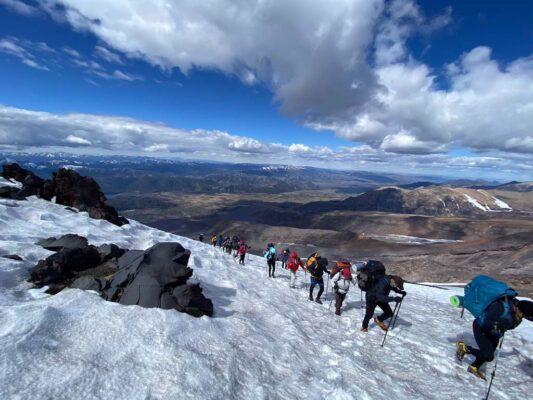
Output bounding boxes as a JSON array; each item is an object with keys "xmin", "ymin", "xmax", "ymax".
[
  {"xmin": 325, "ymin": 274, "xmax": 331, "ymax": 301},
  {"xmin": 404, "ymin": 280, "xmax": 450, "ymax": 290},
  {"xmin": 390, "ymin": 296, "xmax": 405, "ymax": 331},
  {"xmin": 484, "ymin": 336, "xmax": 504, "ymax": 400},
  {"xmin": 381, "ymin": 301, "xmax": 400, "ymax": 347}
]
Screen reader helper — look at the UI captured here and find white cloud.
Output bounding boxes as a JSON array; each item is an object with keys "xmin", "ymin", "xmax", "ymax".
[
  {"xmin": 0, "ymin": 0, "xmax": 40, "ymax": 16},
  {"xmin": 380, "ymin": 130, "xmax": 446, "ymax": 154},
  {"xmin": 62, "ymin": 46, "xmax": 81, "ymax": 58},
  {"xmin": 0, "ymin": 37, "xmax": 49, "ymax": 70},
  {"xmin": 1, "ymin": 105, "xmax": 530, "ymax": 181},
  {"xmin": 227, "ymin": 138, "xmax": 268, "ymax": 153},
  {"xmin": 36, "ymin": 0, "xmax": 532, "ymax": 157},
  {"xmin": 94, "ymin": 45, "xmax": 123, "ymax": 64},
  {"xmin": 288, "ymin": 144, "xmax": 312, "ymax": 154},
  {"xmin": 65, "ymin": 134, "xmax": 91, "ymax": 145}
]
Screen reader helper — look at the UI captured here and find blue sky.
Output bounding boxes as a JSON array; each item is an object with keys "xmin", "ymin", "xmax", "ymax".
[{"xmin": 0, "ymin": 0, "xmax": 532, "ymax": 181}]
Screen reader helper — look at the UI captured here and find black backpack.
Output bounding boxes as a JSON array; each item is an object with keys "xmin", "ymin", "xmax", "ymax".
[
  {"xmin": 308, "ymin": 257, "xmax": 328, "ymax": 276},
  {"xmin": 357, "ymin": 260, "xmax": 386, "ymax": 291}
]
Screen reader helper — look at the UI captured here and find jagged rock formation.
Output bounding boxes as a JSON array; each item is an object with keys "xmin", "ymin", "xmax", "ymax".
[
  {"xmin": 29, "ymin": 234, "xmax": 213, "ymax": 318},
  {"xmin": 1, "ymin": 163, "xmax": 128, "ymax": 226}
]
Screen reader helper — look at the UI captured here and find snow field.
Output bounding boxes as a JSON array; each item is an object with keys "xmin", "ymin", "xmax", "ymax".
[{"xmin": 0, "ymin": 196, "xmax": 531, "ymax": 399}]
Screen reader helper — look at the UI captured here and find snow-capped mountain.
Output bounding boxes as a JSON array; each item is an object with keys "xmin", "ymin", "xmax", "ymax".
[{"xmin": 0, "ymin": 187, "xmax": 531, "ymax": 399}]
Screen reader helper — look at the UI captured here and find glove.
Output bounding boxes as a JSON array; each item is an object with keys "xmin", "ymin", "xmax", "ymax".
[
  {"xmin": 400, "ymin": 291, "xmax": 407, "ymax": 297},
  {"xmin": 393, "ymin": 296, "xmax": 402, "ymax": 303}
]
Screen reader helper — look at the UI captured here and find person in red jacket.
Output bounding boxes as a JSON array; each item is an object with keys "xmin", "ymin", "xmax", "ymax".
[
  {"xmin": 287, "ymin": 251, "xmax": 305, "ymax": 288},
  {"xmin": 238, "ymin": 243, "xmax": 250, "ymax": 265}
]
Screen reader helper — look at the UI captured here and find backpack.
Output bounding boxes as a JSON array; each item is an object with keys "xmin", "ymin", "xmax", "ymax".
[
  {"xmin": 357, "ymin": 260, "xmax": 385, "ymax": 291},
  {"xmin": 341, "ymin": 267, "xmax": 352, "ymax": 280},
  {"xmin": 306, "ymin": 252, "xmax": 320, "ymax": 269},
  {"xmin": 266, "ymin": 246, "xmax": 276, "ymax": 260},
  {"xmin": 307, "ymin": 256, "xmax": 328, "ymax": 276},
  {"xmin": 463, "ymin": 275, "xmax": 517, "ymax": 322},
  {"xmin": 330, "ymin": 260, "xmax": 351, "ymax": 278}
]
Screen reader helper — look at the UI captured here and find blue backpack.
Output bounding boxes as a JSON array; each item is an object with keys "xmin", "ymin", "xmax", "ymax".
[
  {"xmin": 265, "ymin": 246, "xmax": 276, "ymax": 260},
  {"xmin": 463, "ymin": 275, "xmax": 517, "ymax": 320}
]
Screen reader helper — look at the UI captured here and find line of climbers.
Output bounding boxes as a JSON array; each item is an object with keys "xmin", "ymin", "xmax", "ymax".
[
  {"xmin": 261, "ymin": 242, "xmax": 533, "ymax": 384},
  {"xmin": 263, "ymin": 243, "xmax": 406, "ymax": 327},
  {"xmin": 204, "ymin": 236, "xmax": 533, "ymax": 385},
  {"xmin": 210, "ymin": 233, "xmax": 251, "ymax": 265}
]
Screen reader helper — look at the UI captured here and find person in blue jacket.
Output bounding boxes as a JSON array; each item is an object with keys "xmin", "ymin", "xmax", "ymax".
[
  {"xmin": 456, "ymin": 299, "xmax": 533, "ymax": 379},
  {"xmin": 263, "ymin": 243, "xmax": 277, "ymax": 278}
]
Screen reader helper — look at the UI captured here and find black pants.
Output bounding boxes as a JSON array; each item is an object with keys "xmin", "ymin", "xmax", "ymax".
[
  {"xmin": 239, "ymin": 253, "xmax": 245, "ymax": 265},
  {"xmin": 467, "ymin": 320, "xmax": 500, "ymax": 368},
  {"xmin": 335, "ymin": 291, "xmax": 346, "ymax": 313},
  {"xmin": 362, "ymin": 300, "xmax": 393, "ymax": 329},
  {"xmin": 267, "ymin": 259, "xmax": 276, "ymax": 277}
]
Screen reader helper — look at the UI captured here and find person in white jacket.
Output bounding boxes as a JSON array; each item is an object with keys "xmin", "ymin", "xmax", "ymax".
[{"xmin": 332, "ymin": 262, "xmax": 353, "ymax": 316}]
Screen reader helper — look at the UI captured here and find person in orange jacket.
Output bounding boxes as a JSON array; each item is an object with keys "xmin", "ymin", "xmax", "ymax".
[{"xmin": 287, "ymin": 251, "xmax": 305, "ymax": 288}]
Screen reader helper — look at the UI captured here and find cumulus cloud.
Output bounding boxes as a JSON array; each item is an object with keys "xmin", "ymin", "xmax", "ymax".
[
  {"xmin": 1, "ymin": 105, "xmax": 530, "ymax": 181},
  {"xmin": 32, "ymin": 0, "xmax": 531, "ymax": 157}
]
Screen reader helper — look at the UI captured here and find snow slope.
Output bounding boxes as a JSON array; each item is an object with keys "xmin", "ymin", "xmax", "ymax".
[{"xmin": 0, "ymin": 195, "xmax": 532, "ymax": 400}]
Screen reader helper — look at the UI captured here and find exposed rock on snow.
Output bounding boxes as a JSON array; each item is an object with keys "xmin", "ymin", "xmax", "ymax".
[
  {"xmin": 2, "ymin": 254, "xmax": 23, "ymax": 261},
  {"xmin": 30, "ymin": 235, "xmax": 213, "ymax": 318},
  {"xmin": 1, "ymin": 163, "xmax": 128, "ymax": 226},
  {"xmin": 103, "ymin": 242, "xmax": 213, "ymax": 317},
  {"xmin": 30, "ymin": 245, "xmax": 102, "ymax": 287},
  {"xmin": 36, "ymin": 234, "xmax": 89, "ymax": 251}
]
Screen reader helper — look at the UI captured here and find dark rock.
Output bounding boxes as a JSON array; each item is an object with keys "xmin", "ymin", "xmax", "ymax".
[
  {"xmin": 52, "ymin": 168, "xmax": 128, "ymax": 226},
  {"xmin": 71, "ymin": 276, "xmax": 102, "ymax": 291},
  {"xmin": 2, "ymin": 163, "xmax": 128, "ymax": 226},
  {"xmin": 2, "ymin": 254, "xmax": 23, "ymax": 261},
  {"xmin": 30, "ymin": 246, "xmax": 101, "ymax": 286},
  {"xmin": 17, "ymin": 173, "xmax": 46, "ymax": 198},
  {"xmin": 2, "ymin": 163, "xmax": 47, "ymax": 199},
  {"xmin": 36, "ymin": 234, "xmax": 89, "ymax": 251},
  {"xmin": 103, "ymin": 242, "xmax": 213, "ymax": 317},
  {"xmin": 97, "ymin": 244, "xmax": 126, "ymax": 261},
  {"xmin": 30, "ymin": 237, "xmax": 213, "ymax": 318},
  {"xmin": 0, "ymin": 186, "xmax": 20, "ymax": 199},
  {"xmin": 2, "ymin": 163, "xmax": 32, "ymax": 182}
]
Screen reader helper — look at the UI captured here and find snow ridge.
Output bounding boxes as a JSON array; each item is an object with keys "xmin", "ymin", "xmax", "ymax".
[{"xmin": 0, "ymin": 196, "xmax": 531, "ymax": 400}]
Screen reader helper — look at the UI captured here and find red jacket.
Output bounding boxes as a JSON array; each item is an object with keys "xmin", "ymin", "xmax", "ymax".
[
  {"xmin": 287, "ymin": 252, "xmax": 304, "ymax": 272},
  {"xmin": 239, "ymin": 244, "xmax": 247, "ymax": 255}
]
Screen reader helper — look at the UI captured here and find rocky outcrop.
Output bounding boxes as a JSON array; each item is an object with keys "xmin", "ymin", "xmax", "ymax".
[
  {"xmin": 52, "ymin": 168, "xmax": 128, "ymax": 226},
  {"xmin": 36, "ymin": 234, "xmax": 89, "ymax": 251},
  {"xmin": 29, "ymin": 235, "xmax": 213, "ymax": 318},
  {"xmin": 1, "ymin": 163, "xmax": 128, "ymax": 226},
  {"xmin": 30, "ymin": 246, "xmax": 102, "ymax": 287}
]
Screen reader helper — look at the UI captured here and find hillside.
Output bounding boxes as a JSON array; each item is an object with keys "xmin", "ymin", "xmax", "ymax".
[
  {"xmin": 300, "ymin": 186, "xmax": 523, "ymax": 217},
  {"xmin": 1, "ymin": 185, "xmax": 532, "ymax": 399}
]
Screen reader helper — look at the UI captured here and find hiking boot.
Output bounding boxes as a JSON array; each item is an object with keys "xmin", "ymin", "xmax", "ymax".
[
  {"xmin": 315, "ymin": 298, "xmax": 323, "ymax": 305},
  {"xmin": 467, "ymin": 364, "xmax": 486, "ymax": 380},
  {"xmin": 360, "ymin": 327, "xmax": 368, "ymax": 333},
  {"xmin": 335, "ymin": 309, "xmax": 341, "ymax": 316},
  {"xmin": 456, "ymin": 341, "xmax": 469, "ymax": 362},
  {"xmin": 374, "ymin": 317, "xmax": 388, "ymax": 332},
  {"xmin": 308, "ymin": 295, "xmax": 314, "ymax": 301}
]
